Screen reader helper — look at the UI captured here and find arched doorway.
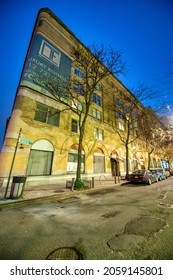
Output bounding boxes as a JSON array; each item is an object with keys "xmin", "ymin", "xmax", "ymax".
[
  {"xmin": 26, "ymin": 139, "xmax": 54, "ymax": 176},
  {"xmin": 93, "ymin": 148, "xmax": 105, "ymax": 173}
]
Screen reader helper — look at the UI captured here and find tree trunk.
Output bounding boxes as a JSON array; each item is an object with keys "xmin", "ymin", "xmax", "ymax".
[
  {"xmin": 76, "ymin": 117, "xmax": 86, "ymax": 180},
  {"xmin": 147, "ymin": 148, "xmax": 154, "ymax": 170},
  {"xmin": 125, "ymin": 144, "xmax": 129, "ymax": 177},
  {"xmin": 76, "ymin": 130, "xmax": 84, "ymax": 180}
]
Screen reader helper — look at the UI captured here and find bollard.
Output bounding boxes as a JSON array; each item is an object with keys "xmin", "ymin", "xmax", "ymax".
[
  {"xmin": 92, "ymin": 177, "xmax": 94, "ymax": 188},
  {"xmin": 71, "ymin": 178, "xmax": 75, "ymax": 191}
]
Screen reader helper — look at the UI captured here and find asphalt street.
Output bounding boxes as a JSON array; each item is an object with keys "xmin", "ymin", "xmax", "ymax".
[{"xmin": 0, "ymin": 177, "xmax": 173, "ymax": 260}]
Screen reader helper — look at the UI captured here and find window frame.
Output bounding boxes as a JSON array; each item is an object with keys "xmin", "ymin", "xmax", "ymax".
[
  {"xmin": 71, "ymin": 119, "xmax": 78, "ymax": 133},
  {"xmin": 92, "ymin": 108, "xmax": 101, "ymax": 120},
  {"xmin": 118, "ymin": 122, "xmax": 124, "ymax": 131},
  {"xmin": 93, "ymin": 93, "xmax": 101, "ymax": 106},
  {"xmin": 34, "ymin": 103, "xmax": 60, "ymax": 127},
  {"xmin": 74, "ymin": 67, "xmax": 85, "ymax": 79},
  {"xmin": 94, "ymin": 128, "xmax": 104, "ymax": 140}
]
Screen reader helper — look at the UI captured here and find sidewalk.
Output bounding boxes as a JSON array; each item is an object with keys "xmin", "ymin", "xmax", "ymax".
[{"xmin": 0, "ymin": 178, "xmax": 128, "ymax": 207}]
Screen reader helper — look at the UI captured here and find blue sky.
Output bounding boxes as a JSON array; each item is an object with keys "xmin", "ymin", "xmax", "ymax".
[{"xmin": 1, "ymin": 0, "xmax": 173, "ymax": 149}]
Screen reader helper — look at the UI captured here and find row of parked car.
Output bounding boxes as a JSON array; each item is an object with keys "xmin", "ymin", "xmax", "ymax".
[{"xmin": 127, "ymin": 168, "xmax": 171, "ymax": 185}]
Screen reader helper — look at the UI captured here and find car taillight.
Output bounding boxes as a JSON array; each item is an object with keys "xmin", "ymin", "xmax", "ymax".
[{"xmin": 139, "ymin": 175, "xmax": 145, "ymax": 178}]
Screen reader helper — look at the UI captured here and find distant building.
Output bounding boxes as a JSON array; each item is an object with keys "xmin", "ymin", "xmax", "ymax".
[{"xmin": 0, "ymin": 8, "xmax": 167, "ymax": 189}]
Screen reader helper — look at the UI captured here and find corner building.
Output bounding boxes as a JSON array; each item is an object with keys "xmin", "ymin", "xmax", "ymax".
[{"xmin": 0, "ymin": 8, "xmax": 162, "ymax": 187}]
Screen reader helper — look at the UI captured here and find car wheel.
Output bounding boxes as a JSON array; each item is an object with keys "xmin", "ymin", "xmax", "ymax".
[{"xmin": 148, "ymin": 178, "xmax": 152, "ymax": 185}]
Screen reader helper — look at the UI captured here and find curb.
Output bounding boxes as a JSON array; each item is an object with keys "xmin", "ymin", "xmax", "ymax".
[{"xmin": 0, "ymin": 181, "xmax": 128, "ymax": 209}]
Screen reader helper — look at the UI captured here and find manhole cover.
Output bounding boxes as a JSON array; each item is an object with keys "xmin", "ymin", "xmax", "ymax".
[{"xmin": 46, "ymin": 247, "xmax": 83, "ymax": 260}]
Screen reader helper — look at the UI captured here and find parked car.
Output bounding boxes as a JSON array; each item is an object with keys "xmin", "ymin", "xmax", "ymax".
[
  {"xmin": 150, "ymin": 168, "xmax": 166, "ymax": 181},
  {"xmin": 164, "ymin": 168, "xmax": 170, "ymax": 178},
  {"xmin": 154, "ymin": 168, "xmax": 170, "ymax": 178},
  {"xmin": 170, "ymin": 169, "xmax": 173, "ymax": 176},
  {"xmin": 128, "ymin": 170, "xmax": 158, "ymax": 185}
]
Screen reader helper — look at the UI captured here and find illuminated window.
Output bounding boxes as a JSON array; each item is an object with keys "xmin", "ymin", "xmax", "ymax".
[
  {"xmin": 72, "ymin": 99, "xmax": 83, "ymax": 111},
  {"xmin": 118, "ymin": 122, "xmax": 124, "ymax": 131}
]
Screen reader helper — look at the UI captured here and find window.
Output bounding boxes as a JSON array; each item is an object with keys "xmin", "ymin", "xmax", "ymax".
[
  {"xmin": 138, "ymin": 143, "xmax": 142, "ymax": 150},
  {"xmin": 132, "ymin": 110, "xmax": 137, "ymax": 117},
  {"xmin": 118, "ymin": 122, "xmax": 124, "ymax": 131},
  {"xmin": 94, "ymin": 128, "xmax": 104, "ymax": 140},
  {"xmin": 92, "ymin": 108, "xmax": 101, "ymax": 120},
  {"xmin": 26, "ymin": 139, "xmax": 54, "ymax": 176},
  {"xmin": 116, "ymin": 99, "xmax": 122, "ymax": 106},
  {"xmin": 73, "ymin": 83, "xmax": 84, "ymax": 95},
  {"xmin": 117, "ymin": 110, "xmax": 124, "ymax": 119},
  {"xmin": 96, "ymin": 83, "xmax": 101, "ymax": 90},
  {"xmin": 93, "ymin": 149, "xmax": 105, "ymax": 173},
  {"xmin": 131, "ymin": 142, "xmax": 136, "ymax": 149},
  {"xmin": 130, "ymin": 128, "xmax": 133, "ymax": 134},
  {"xmin": 71, "ymin": 119, "xmax": 78, "ymax": 133},
  {"xmin": 134, "ymin": 121, "xmax": 138, "ymax": 127},
  {"xmin": 26, "ymin": 150, "xmax": 53, "ymax": 175},
  {"xmin": 72, "ymin": 99, "xmax": 83, "ymax": 111},
  {"xmin": 93, "ymin": 93, "xmax": 101, "ymax": 106},
  {"xmin": 125, "ymin": 105, "xmax": 130, "ymax": 112},
  {"xmin": 74, "ymin": 67, "xmax": 85, "ymax": 79},
  {"xmin": 34, "ymin": 103, "xmax": 60, "ymax": 126},
  {"xmin": 67, "ymin": 150, "xmax": 85, "ymax": 173},
  {"xmin": 136, "ymin": 130, "xmax": 139, "ymax": 137}
]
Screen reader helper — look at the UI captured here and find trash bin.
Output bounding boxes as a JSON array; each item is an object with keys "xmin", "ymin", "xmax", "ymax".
[{"xmin": 10, "ymin": 176, "xmax": 27, "ymax": 199}]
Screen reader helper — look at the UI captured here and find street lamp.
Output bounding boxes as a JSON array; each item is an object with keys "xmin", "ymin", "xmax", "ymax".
[{"xmin": 4, "ymin": 128, "xmax": 22, "ymax": 199}]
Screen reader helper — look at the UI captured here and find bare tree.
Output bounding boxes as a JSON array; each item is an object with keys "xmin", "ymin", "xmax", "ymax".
[
  {"xmin": 34, "ymin": 43, "xmax": 126, "ymax": 184},
  {"xmin": 106, "ymin": 83, "xmax": 159, "ymax": 176},
  {"xmin": 140, "ymin": 107, "xmax": 163, "ymax": 169}
]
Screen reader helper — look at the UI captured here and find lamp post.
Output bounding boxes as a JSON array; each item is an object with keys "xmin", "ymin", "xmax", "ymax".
[{"xmin": 4, "ymin": 128, "xmax": 22, "ymax": 199}]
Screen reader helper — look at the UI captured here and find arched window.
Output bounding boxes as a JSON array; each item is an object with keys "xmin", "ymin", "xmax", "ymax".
[
  {"xmin": 26, "ymin": 139, "xmax": 54, "ymax": 176},
  {"xmin": 67, "ymin": 144, "xmax": 85, "ymax": 173},
  {"xmin": 93, "ymin": 148, "xmax": 105, "ymax": 173}
]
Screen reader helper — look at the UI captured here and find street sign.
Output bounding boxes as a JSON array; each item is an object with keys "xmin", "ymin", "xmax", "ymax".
[{"xmin": 19, "ymin": 138, "xmax": 33, "ymax": 145}]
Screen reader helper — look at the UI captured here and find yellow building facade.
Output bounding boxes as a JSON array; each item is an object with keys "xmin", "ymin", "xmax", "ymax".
[{"xmin": 0, "ymin": 8, "xmax": 163, "ymax": 188}]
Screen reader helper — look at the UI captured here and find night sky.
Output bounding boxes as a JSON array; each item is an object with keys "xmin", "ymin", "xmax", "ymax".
[{"xmin": 1, "ymin": 0, "xmax": 173, "ymax": 150}]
